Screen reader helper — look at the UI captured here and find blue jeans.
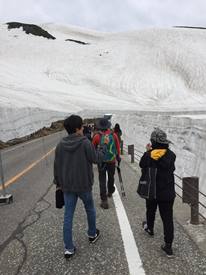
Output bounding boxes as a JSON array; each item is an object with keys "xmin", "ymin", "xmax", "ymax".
[{"xmin": 63, "ymin": 191, "xmax": 96, "ymax": 252}]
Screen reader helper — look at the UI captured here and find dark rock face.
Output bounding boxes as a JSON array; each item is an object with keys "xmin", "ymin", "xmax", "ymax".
[
  {"xmin": 174, "ymin": 26, "xmax": 206, "ymax": 30},
  {"xmin": 6, "ymin": 22, "xmax": 56, "ymax": 40},
  {"xmin": 0, "ymin": 140, "xmax": 8, "ymax": 149},
  {"xmin": 65, "ymin": 39, "xmax": 90, "ymax": 45}
]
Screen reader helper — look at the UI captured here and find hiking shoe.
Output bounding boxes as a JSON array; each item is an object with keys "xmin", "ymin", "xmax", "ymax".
[
  {"xmin": 161, "ymin": 244, "xmax": 174, "ymax": 258},
  {"xmin": 142, "ymin": 221, "xmax": 154, "ymax": 236},
  {"xmin": 64, "ymin": 247, "xmax": 76, "ymax": 259},
  {"xmin": 100, "ymin": 200, "xmax": 109, "ymax": 209},
  {"xmin": 89, "ymin": 229, "xmax": 100, "ymax": 244},
  {"xmin": 107, "ymin": 193, "xmax": 113, "ymax": 198}
]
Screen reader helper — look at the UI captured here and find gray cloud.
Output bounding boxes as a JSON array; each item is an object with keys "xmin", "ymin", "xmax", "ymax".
[{"xmin": 0, "ymin": 0, "xmax": 206, "ymax": 31}]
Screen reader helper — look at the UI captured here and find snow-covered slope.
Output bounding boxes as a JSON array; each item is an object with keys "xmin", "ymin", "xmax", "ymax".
[
  {"xmin": 0, "ymin": 23, "xmax": 206, "ymax": 214},
  {"xmin": 1, "ymin": 24, "xmax": 206, "ymax": 141}
]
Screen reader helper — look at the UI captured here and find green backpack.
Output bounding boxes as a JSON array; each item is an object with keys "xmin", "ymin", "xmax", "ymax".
[{"xmin": 100, "ymin": 132, "xmax": 117, "ymax": 162}]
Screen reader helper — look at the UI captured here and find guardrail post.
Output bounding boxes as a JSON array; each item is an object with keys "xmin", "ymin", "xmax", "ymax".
[
  {"xmin": 182, "ymin": 177, "xmax": 199, "ymax": 225},
  {"xmin": 120, "ymin": 140, "xmax": 124, "ymax": 155},
  {"xmin": 128, "ymin": 144, "xmax": 134, "ymax": 163}
]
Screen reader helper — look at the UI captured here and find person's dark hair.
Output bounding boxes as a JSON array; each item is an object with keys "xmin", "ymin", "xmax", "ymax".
[
  {"xmin": 114, "ymin": 123, "xmax": 120, "ymax": 131},
  {"xmin": 151, "ymin": 141, "xmax": 169, "ymax": 149},
  {"xmin": 64, "ymin": 115, "xmax": 83, "ymax": 134}
]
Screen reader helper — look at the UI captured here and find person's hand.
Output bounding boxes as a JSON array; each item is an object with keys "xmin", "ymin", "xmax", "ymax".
[
  {"xmin": 146, "ymin": 143, "xmax": 152, "ymax": 151},
  {"xmin": 116, "ymin": 155, "xmax": 121, "ymax": 166}
]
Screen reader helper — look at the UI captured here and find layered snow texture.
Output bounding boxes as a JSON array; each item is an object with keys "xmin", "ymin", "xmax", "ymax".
[
  {"xmin": 112, "ymin": 112, "xmax": 206, "ymax": 209},
  {"xmin": 0, "ymin": 23, "xmax": 206, "ymax": 215}
]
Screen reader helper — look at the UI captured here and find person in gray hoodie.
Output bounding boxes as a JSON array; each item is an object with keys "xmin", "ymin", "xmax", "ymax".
[{"xmin": 54, "ymin": 115, "xmax": 107, "ymax": 258}]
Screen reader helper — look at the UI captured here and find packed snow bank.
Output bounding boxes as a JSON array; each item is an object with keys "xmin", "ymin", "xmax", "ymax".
[
  {"xmin": 0, "ymin": 106, "xmax": 69, "ymax": 141},
  {"xmin": 1, "ymin": 24, "xmax": 206, "ymax": 141}
]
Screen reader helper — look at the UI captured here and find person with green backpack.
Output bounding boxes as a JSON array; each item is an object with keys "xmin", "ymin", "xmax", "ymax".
[{"xmin": 92, "ymin": 118, "xmax": 121, "ymax": 209}]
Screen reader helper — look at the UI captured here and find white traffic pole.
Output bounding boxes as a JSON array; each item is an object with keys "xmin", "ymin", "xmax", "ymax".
[{"xmin": 0, "ymin": 150, "xmax": 13, "ymax": 204}]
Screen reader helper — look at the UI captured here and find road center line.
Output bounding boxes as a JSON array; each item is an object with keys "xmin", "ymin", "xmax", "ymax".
[
  {"xmin": 0, "ymin": 148, "xmax": 55, "ymax": 191},
  {"xmin": 113, "ymin": 185, "xmax": 145, "ymax": 275}
]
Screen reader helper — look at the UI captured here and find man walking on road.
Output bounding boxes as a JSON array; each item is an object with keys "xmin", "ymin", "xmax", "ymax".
[
  {"xmin": 92, "ymin": 118, "xmax": 121, "ymax": 209},
  {"xmin": 54, "ymin": 115, "xmax": 107, "ymax": 258}
]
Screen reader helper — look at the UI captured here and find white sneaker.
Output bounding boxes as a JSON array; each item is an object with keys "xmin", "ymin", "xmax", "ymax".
[{"xmin": 64, "ymin": 248, "xmax": 76, "ymax": 259}]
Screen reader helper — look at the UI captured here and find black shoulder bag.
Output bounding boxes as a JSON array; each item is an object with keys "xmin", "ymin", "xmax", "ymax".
[
  {"xmin": 55, "ymin": 188, "xmax": 64, "ymax": 208},
  {"xmin": 137, "ymin": 166, "xmax": 157, "ymax": 200}
]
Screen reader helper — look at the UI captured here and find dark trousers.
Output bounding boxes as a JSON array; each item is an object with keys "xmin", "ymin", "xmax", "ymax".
[
  {"xmin": 98, "ymin": 162, "xmax": 116, "ymax": 201},
  {"xmin": 146, "ymin": 199, "xmax": 174, "ymax": 244}
]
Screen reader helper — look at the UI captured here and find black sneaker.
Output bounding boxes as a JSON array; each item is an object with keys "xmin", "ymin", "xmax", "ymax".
[
  {"xmin": 142, "ymin": 221, "xmax": 154, "ymax": 236},
  {"xmin": 100, "ymin": 200, "xmax": 109, "ymax": 209},
  {"xmin": 64, "ymin": 247, "xmax": 76, "ymax": 259},
  {"xmin": 161, "ymin": 244, "xmax": 174, "ymax": 258},
  {"xmin": 89, "ymin": 229, "xmax": 100, "ymax": 244}
]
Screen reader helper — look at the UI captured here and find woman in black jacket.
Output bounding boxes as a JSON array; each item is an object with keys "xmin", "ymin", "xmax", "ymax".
[
  {"xmin": 139, "ymin": 128, "xmax": 176, "ymax": 257},
  {"xmin": 113, "ymin": 123, "xmax": 122, "ymax": 143}
]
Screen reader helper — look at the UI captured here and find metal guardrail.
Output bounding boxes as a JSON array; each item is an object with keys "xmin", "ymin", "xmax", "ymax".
[{"xmin": 123, "ymin": 142, "xmax": 206, "ymax": 223}]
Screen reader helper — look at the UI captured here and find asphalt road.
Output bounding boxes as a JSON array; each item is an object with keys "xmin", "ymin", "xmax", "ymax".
[
  {"xmin": 0, "ymin": 132, "xmax": 206, "ymax": 275},
  {"xmin": 0, "ymin": 132, "xmax": 63, "ymax": 247}
]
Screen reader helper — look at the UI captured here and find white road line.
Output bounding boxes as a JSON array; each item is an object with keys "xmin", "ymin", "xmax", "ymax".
[{"xmin": 113, "ymin": 185, "xmax": 145, "ymax": 275}]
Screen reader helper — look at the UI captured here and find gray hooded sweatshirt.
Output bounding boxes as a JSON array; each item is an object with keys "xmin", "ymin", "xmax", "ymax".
[{"xmin": 54, "ymin": 133, "xmax": 106, "ymax": 192}]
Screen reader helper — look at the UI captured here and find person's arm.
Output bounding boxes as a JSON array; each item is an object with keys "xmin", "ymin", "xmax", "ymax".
[
  {"xmin": 85, "ymin": 139, "xmax": 107, "ymax": 164},
  {"xmin": 113, "ymin": 133, "xmax": 120, "ymax": 155},
  {"xmin": 139, "ymin": 142, "xmax": 153, "ymax": 168},
  {"xmin": 139, "ymin": 152, "xmax": 151, "ymax": 168},
  {"xmin": 92, "ymin": 133, "xmax": 100, "ymax": 148}
]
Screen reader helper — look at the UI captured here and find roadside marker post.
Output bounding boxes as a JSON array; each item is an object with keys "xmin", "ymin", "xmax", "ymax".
[{"xmin": 0, "ymin": 150, "xmax": 13, "ymax": 204}]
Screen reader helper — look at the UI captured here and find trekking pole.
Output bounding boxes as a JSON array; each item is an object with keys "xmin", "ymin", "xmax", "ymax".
[{"xmin": 116, "ymin": 164, "xmax": 126, "ymax": 197}]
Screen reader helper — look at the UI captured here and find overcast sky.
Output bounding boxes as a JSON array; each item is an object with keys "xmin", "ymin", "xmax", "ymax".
[{"xmin": 0, "ymin": 0, "xmax": 206, "ymax": 32}]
